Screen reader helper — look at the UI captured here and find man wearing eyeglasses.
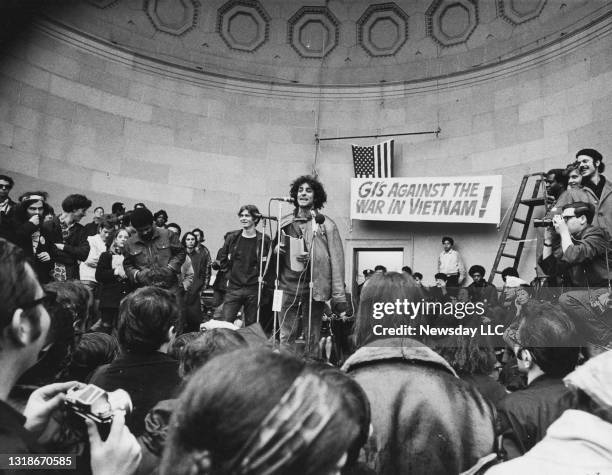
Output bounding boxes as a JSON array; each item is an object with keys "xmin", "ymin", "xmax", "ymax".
[
  {"xmin": 540, "ymin": 202, "xmax": 612, "ymax": 354},
  {"xmin": 0, "ymin": 239, "xmax": 142, "ymax": 474},
  {"xmin": 540, "ymin": 202, "xmax": 612, "ymax": 288}
]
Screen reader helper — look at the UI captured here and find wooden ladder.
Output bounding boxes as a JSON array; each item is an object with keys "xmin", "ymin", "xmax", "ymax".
[{"xmin": 488, "ymin": 173, "xmax": 547, "ymax": 285}]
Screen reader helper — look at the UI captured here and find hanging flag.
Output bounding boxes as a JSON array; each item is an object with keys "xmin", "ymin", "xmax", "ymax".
[{"xmin": 352, "ymin": 139, "xmax": 394, "ymax": 178}]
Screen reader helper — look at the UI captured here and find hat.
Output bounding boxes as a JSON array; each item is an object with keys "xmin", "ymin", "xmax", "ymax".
[
  {"xmin": 576, "ymin": 148, "xmax": 603, "ymax": 163},
  {"xmin": 131, "ymin": 207, "xmax": 153, "ymax": 228},
  {"xmin": 564, "ymin": 350, "xmax": 612, "ymax": 412}
]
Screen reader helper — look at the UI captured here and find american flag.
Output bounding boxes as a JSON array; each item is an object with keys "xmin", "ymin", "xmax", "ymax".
[{"xmin": 352, "ymin": 139, "xmax": 394, "ymax": 178}]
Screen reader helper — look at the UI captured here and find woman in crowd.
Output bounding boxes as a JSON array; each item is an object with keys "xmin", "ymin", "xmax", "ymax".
[
  {"xmin": 182, "ymin": 231, "xmax": 208, "ymax": 331},
  {"xmin": 160, "ymin": 349, "xmax": 369, "ymax": 475},
  {"xmin": 342, "ymin": 272, "xmax": 496, "ymax": 475},
  {"xmin": 12, "ymin": 193, "xmax": 54, "ymax": 283},
  {"xmin": 95, "ymin": 227, "xmax": 130, "ymax": 333}
]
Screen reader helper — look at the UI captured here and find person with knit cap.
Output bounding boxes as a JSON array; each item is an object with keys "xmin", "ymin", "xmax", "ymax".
[{"xmin": 122, "ymin": 207, "xmax": 186, "ymax": 290}]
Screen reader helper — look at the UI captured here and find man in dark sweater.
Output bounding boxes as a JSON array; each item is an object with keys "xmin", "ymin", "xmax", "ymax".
[
  {"xmin": 219, "ymin": 205, "xmax": 270, "ymax": 326},
  {"xmin": 90, "ymin": 286, "xmax": 181, "ymax": 437},
  {"xmin": 496, "ymin": 302, "xmax": 580, "ymax": 459}
]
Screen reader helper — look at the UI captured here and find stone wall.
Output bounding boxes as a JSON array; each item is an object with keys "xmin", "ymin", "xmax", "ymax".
[{"xmin": 1, "ymin": 9, "xmax": 612, "ymax": 288}]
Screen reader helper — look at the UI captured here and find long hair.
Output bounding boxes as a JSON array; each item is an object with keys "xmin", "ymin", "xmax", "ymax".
[
  {"xmin": 160, "ymin": 349, "xmax": 364, "ymax": 475},
  {"xmin": 289, "ymin": 175, "xmax": 327, "ymax": 210},
  {"xmin": 354, "ymin": 272, "xmax": 425, "ymax": 347}
]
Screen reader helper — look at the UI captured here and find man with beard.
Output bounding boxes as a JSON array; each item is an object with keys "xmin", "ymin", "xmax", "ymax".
[{"xmin": 123, "ymin": 207, "xmax": 186, "ymax": 290}]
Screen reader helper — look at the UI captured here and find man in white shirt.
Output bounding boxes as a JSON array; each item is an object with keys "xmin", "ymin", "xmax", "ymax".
[{"xmin": 437, "ymin": 236, "xmax": 466, "ymax": 296}]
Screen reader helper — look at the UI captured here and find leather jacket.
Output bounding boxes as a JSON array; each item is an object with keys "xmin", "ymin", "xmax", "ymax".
[
  {"xmin": 123, "ymin": 226, "xmax": 186, "ymax": 284},
  {"xmin": 218, "ymin": 229, "xmax": 270, "ymax": 286},
  {"xmin": 342, "ymin": 338, "xmax": 496, "ymax": 475}
]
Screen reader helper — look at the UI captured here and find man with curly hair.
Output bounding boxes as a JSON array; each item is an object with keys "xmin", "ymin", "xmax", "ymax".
[{"xmin": 269, "ymin": 175, "xmax": 347, "ymax": 354}]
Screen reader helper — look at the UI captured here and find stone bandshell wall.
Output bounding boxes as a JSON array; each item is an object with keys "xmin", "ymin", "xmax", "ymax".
[{"xmin": 1, "ymin": 3, "xmax": 612, "ymax": 285}]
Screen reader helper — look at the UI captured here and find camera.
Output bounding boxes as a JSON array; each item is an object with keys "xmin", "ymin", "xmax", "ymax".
[
  {"xmin": 533, "ymin": 218, "xmax": 553, "ymax": 228},
  {"xmin": 65, "ymin": 385, "xmax": 132, "ymax": 439}
]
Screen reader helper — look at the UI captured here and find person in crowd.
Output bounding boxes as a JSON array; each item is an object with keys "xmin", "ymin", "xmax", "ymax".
[
  {"xmin": 430, "ymin": 272, "xmax": 452, "ymax": 302},
  {"xmin": 191, "ymin": 228, "xmax": 212, "ymax": 281},
  {"xmin": 496, "ymin": 301, "xmax": 580, "ymax": 459},
  {"xmin": 181, "ymin": 231, "xmax": 208, "ymax": 331},
  {"xmin": 11, "ymin": 193, "xmax": 54, "ymax": 283},
  {"xmin": 219, "ymin": 205, "xmax": 271, "ymax": 326},
  {"xmin": 435, "ymin": 333, "xmax": 507, "ymax": 406},
  {"xmin": 374, "ymin": 264, "xmax": 387, "ymax": 274},
  {"xmin": 543, "ymin": 168, "xmax": 568, "ymax": 204},
  {"xmin": 153, "ymin": 210, "xmax": 168, "ymax": 229},
  {"xmin": 95, "ymin": 227, "xmax": 131, "ymax": 333},
  {"xmin": 343, "ymin": 272, "xmax": 496, "ymax": 474},
  {"xmin": 552, "ymin": 162, "xmax": 597, "ymax": 210},
  {"xmin": 412, "ymin": 271, "xmax": 423, "ymax": 286},
  {"xmin": 543, "ymin": 202, "xmax": 612, "ymax": 352},
  {"xmin": 138, "ymin": 328, "xmax": 249, "ymax": 473},
  {"xmin": 65, "ymin": 332, "xmax": 119, "ymax": 382},
  {"xmin": 267, "ymin": 175, "xmax": 347, "ymax": 354},
  {"xmin": 15, "ymin": 281, "xmax": 86, "ymax": 388},
  {"xmin": 0, "ymin": 239, "xmax": 141, "ymax": 474},
  {"xmin": 166, "ymin": 222, "xmax": 181, "ymax": 237},
  {"xmin": 85, "ymin": 206, "xmax": 105, "ymax": 236},
  {"xmin": 80, "ymin": 218, "xmax": 114, "ymax": 298},
  {"xmin": 576, "ymin": 148, "xmax": 612, "ymax": 232},
  {"xmin": 134, "ymin": 203, "xmax": 146, "ymax": 209},
  {"xmin": 488, "ymin": 350, "xmax": 612, "ymax": 474},
  {"xmin": 0, "ymin": 174, "xmax": 16, "ymax": 241},
  {"xmin": 89, "ymin": 286, "xmax": 181, "ymax": 437},
  {"xmin": 437, "ymin": 236, "xmax": 466, "ymax": 295},
  {"xmin": 466, "ymin": 264, "xmax": 498, "ymax": 307},
  {"xmin": 159, "ymin": 349, "xmax": 369, "ymax": 475},
  {"xmin": 541, "ymin": 202, "xmax": 612, "ymax": 288},
  {"xmin": 0, "ymin": 174, "xmax": 16, "ymax": 218},
  {"xmin": 401, "ymin": 265, "xmax": 412, "ymax": 276},
  {"xmin": 111, "ymin": 201, "xmax": 126, "ymax": 221},
  {"xmin": 122, "ymin": 207, "xmax": 186, "ymax": 291},
  {"xmin": 43, "ymin": 193, "xmax": 92, "ymax": 281},
  {"xmin": 356, "ymin": 268, "xmax": 374, "ymax": 302}
]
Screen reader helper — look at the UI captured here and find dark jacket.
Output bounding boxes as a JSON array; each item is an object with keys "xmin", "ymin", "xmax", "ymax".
[
  {"xmin": 467, "ymin": 281, "xmax": 499, "ymax": 306},
  {"xmin": 219, "ymin": 229, "xmax": 270, "ymax": 287},
  {"xmin": 196, "ymin": 243, "xmax": 212, "ymax": 288},
  {"xmin": 539, "ymin": 225, "xmax": 612, "ymax": 287},
  {"xmin": 42, "ymin": 217, "xmax": 90, "ymax": 280},
  {"xmin": 123, "ymin": 227, "xmax": 186, "ymax": 285},
  {"xmin": 496, "ymin": 374, "xmax": 577, "ymax": 459},
  {"xmin": 89, "ymin": 351, "xmax": 180, "ymax": 437},
  {"xmin": 95, "ymin": 251, "xmax": 131, "ymax": 309},
  {"xmin": 342, "ymin": 339, "xmax": 496, "ymax": 475}
]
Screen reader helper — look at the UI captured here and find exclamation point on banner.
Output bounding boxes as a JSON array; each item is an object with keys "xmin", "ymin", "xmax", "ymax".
[{"xmin": 479, "ymin": 186, "xmax": 493, "ymax": 217}]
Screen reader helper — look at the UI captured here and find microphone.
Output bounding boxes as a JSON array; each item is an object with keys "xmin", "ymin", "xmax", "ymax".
[
  {"xmin": 253, "ymin": 213, "xmax": 278, "ymax": 221},
  {"xmin": 310, "ymin": 210, "xmax": 326, "ymax": 235},
  {"xmin": 271, "ymin": 197, "xmax": 294, "ymax": 203}
]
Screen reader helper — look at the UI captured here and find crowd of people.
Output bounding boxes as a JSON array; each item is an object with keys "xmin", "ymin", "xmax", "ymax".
[{"xmin": 0, "ymin": 150, "xmax": 611, "ymax": 475}]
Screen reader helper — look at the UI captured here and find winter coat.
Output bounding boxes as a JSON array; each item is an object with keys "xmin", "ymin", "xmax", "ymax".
[{"xmin": 342, "ymin": 338, "xmax": 496, "ymax": 475}]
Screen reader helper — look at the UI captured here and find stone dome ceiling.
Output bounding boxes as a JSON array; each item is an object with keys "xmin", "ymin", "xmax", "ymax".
[{"xmin": 35, "ymin": 0, "xmax": 612, "ymax": 87}]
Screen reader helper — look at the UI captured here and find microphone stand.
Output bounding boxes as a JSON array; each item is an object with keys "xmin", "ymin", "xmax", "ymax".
[
  {"xmin": 256, "ymin": 217, "xmax": 269, "ymax": 325},
  {"xmin": 307, "ymin": 211, "xmax": 317, "ymax": 355},
  {"xmin": 272, "ymin": 200, "xmax": 283, "ymax": 350}
]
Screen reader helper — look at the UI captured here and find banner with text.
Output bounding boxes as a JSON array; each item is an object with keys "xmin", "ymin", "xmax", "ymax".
[{"xmin": 350, "ymin": 176, "xmax": 502, "ymax": 223}]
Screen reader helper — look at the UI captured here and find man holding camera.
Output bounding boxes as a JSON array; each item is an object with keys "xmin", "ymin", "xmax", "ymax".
[
  {"xmin": 0, "ymin": 239, "xmax": 141, "ymax": 474},
  {"xmin": 539, "ymin": 202, "xmax": 612, "ymax": 353}
]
